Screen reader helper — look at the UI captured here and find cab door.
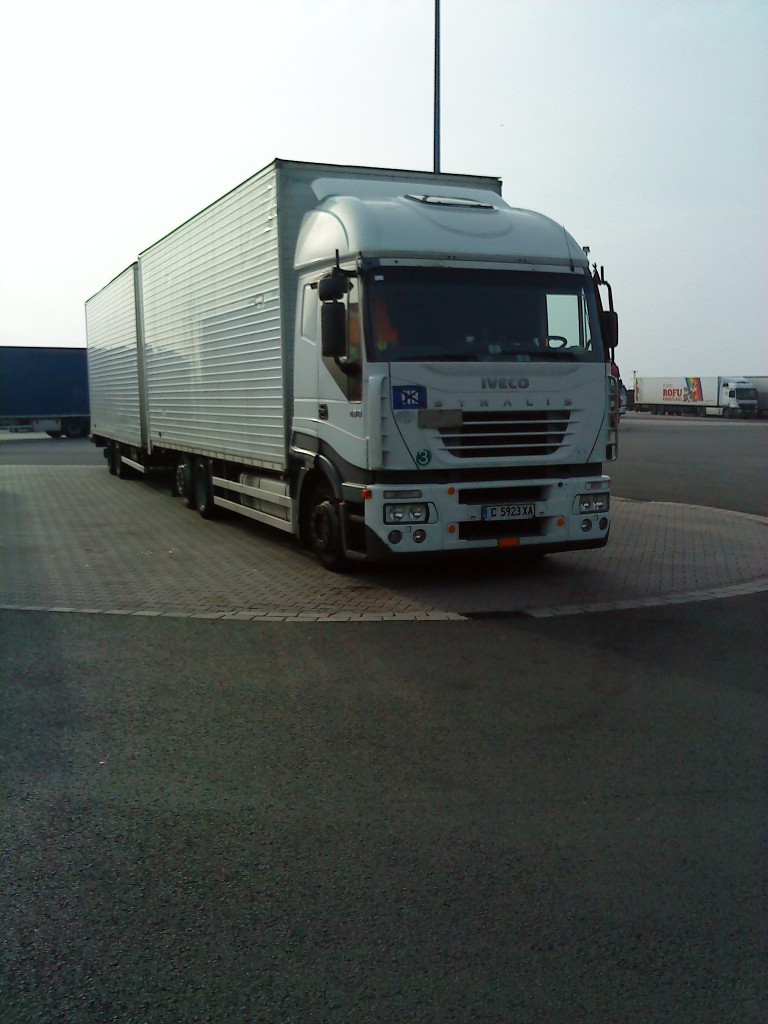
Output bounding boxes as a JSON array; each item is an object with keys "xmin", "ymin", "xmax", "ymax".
[{"xmin": 294, "ymin": 277, "xmax": 366, "ymax": 465}]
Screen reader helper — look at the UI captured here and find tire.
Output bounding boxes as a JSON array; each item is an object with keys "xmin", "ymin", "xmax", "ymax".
[
  {"xmin": 115, "ymin": 447, "xmax": 131, "ymax": 478},
  {"xmin": 193, "ymin": 458, "xmax": 217, "ymax": 519},
  {"xmin": 308, "ymin": 478, "xmax": 349, "ymax": 572},
  {"xmin": 171, "ymin": 460, "xmax": 194, "ymax": 505},
  {"xmin": 63, "ymin": 419, "xmax": 85, "ymax": 439},
  {"xmin": 109, "ymin": 441, "xmax": 131, "ymax": 478}
]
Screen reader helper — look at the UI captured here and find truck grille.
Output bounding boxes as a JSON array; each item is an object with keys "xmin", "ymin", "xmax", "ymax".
[{"xmin": 438, "ymin": 411, "xmax": 571, "ymax": 459}]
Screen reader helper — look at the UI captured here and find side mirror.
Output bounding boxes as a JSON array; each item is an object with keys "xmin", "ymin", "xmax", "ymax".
[
  {"xmin": 318, "ymin": 272, "xmax": 350, "ymax": 303},
  {"xmin": 602, "ymin": 310, "xmax": 618, "ymax": 350},
  {"xmin": 321, "ymin": 302, "xmax": 347, "ymax": 358}
]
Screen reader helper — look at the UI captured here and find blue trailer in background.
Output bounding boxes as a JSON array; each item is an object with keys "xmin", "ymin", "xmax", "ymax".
[{"xmin": 0, "ymin": 346, "xmax": 90, "ymax": 437}]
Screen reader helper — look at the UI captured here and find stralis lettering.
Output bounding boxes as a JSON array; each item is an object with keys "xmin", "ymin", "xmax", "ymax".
[{"xmin": 481, "ymin": 377, "xmax": 530, "ymax": 390}]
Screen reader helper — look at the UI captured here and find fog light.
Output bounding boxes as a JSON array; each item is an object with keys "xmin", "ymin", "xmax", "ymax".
[
  {"xmin": 599, "ymin": 517, "xmax": 609, "ymax": 531},
  {"xmin": 581, "ymin": 519, "xmax": 593, "ymax": 533},
  {"xmin": 388, "ymin": 530, "xmax": 402, "ymax": 544},
  {"xmin": 413, "ymin": 529, "xmax": 427, "ymax": 544}
]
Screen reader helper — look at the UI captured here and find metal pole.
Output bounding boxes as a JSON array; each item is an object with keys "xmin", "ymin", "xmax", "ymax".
[{"xmin": 434, "ymin": 0, "xmax": 441, "ymax": 173}]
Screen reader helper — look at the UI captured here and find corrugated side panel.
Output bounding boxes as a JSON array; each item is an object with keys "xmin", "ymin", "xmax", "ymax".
[
  {"xmin": 85, "ymin": 267, "xmax": 142, "ymax": 446},
  {"xmin": 139, "ymin": 164, "xmax": 285, "ymax": 468}
]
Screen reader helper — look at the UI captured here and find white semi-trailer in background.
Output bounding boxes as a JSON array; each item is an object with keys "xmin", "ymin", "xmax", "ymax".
[
  {"xmin": 633, "ymin": 376, "xmax": 758, "ymax": 418},
  {"xmin": 86, "ymin": 159, "xmax": 619, "ymax": 571}
]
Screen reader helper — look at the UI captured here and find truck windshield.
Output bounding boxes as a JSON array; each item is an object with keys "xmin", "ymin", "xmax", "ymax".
[{"xmin": 363, "ymin": 267, "xmax": 604, "ymax": 363}]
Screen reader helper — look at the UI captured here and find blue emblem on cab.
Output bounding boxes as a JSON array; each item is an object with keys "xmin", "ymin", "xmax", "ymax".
[{"xmin": 392, "ymin": 385, "xmax": 427, "ymax": 409}]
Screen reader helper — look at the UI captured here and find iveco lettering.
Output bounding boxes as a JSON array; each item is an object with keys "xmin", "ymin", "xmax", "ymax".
[{"xmin": 480, "ymin": 377, "xmax": 530, "ymax": 390}]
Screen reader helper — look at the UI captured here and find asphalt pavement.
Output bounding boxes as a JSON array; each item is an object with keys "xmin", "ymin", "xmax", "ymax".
[
  {"xmin": 2, "ymin": 602, "xmax": 766, "ymax": 1024},
  {"xmin": 1, "ymin": 425, "xmax": 767, "ymax": 1023}
]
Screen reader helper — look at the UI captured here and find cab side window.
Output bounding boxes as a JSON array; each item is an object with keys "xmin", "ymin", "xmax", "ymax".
[{"xmin": 301, "ymin": 283, "xmax": 318, "ymax": 340}]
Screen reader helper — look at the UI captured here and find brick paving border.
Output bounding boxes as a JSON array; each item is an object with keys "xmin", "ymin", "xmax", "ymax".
[{"xmin": 2, "ymin": 466, "xmax": 767, "ymax": 620}]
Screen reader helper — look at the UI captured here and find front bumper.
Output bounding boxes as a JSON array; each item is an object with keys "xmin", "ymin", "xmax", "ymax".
[{"xmin": 356, "ymin": 474, "xmax": 611, "ymax": 558}]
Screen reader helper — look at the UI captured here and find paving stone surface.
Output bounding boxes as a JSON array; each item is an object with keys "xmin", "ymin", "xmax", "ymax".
[{"xmin": 2, "ymin": 466, "xmax": 767, "ymax": 620}]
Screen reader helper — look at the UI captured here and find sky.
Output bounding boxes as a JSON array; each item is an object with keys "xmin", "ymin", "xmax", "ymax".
[{"xmin": 1, "ymin": 0, "xmax": 766, "ymax": 378}]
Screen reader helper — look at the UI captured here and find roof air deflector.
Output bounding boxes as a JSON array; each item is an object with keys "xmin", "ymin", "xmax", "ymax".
[{"xmin": 405, "ymin": 194, "xmax": 495, "ymax": 210}]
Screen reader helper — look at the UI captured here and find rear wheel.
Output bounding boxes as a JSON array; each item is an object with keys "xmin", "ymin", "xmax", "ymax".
[
  {"xmin": 308, "ymin": 479, "xmax": 349, "ymax": 572},
  {"xmin": 115, "ymin": 447, "xmax": 131, "ymax": 478},
  {"xmin": 171, "ymin": 459, "xmax": 194, "ymax": 505},
  {"xmin": 108, "ymin": 442, "xmax": 131, "ymax": 478},
  {"xmin": 63, "ymin": 419, "xmax": 86, "ymax": 438},
  {"xmin": 193, "ymin": 458, "xmax": 217, "ymax": 519}
]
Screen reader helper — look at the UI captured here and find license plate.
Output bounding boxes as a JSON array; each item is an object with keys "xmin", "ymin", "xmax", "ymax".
[{"xmin": 481, "ymin": 503, "xmax": 536, "ymax": 521}]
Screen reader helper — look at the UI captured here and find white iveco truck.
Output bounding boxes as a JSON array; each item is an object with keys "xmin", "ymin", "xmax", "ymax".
[{"xmin": 86, "ymin": 159, "xmax": 619, "ymax": 570}]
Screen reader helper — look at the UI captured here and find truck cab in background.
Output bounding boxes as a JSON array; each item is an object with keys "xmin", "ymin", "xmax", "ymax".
[{"xmin": 718, "ymin": 378, "xmax": 758, "ymax": 417}]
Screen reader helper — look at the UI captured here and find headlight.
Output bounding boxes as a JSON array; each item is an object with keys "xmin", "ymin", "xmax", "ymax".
[
  {"xmin": 384, "ymin": 503, "xmax": 429, "ymax": 524},
  {"xmin": 578, "ymin": 494, "xmax": 610, "ymax": 513}
]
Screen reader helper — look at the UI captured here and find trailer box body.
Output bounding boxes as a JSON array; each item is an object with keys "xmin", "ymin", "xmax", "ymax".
[
  {"xmin": 0, "ymin": 346, "xmax": 90, "ymax": 436},
  {"xmin": 635, "ymin": 376, "xmax": 719, "ymax": 408},
  {"xmin": 85, "ymin": 265, "xmax": 144, "ymax": 447}
]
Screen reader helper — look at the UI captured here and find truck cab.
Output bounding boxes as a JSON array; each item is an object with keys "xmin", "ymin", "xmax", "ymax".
[
  {"xmin": 720, "ymin": 378, "xmax": 758, "ymax": 417},
  {"xmin": 291, "ymin": 184, "xmax": 616, "ymax": 567}
]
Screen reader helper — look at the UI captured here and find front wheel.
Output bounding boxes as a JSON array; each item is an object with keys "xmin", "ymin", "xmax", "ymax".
[{"xmin": 308, "ymin": 479, "xmax": 349, "ymax": 573}]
